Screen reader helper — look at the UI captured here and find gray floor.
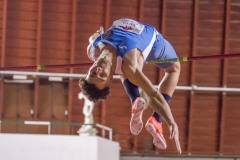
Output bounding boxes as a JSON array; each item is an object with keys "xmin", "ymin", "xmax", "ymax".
[{"xmin": 121, "ymin": 156, "xmax": 240, "ymax": 160}]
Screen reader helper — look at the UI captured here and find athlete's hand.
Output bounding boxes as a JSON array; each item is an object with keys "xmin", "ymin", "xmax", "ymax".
[
  {"xmin": 169, "ymin": 122, "xmax": 182, "ymax": 154},
  {"xmin": 89, "ymin": 26, "xmax": 104, "ymax": 43},
  {"xmin": 97, "ymin": 26, "xmax": 104, "ymax": 34}
]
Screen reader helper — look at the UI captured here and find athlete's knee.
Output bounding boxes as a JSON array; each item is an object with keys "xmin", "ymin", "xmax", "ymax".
[{"xmin": 165, "ymin": 62, "xmax": 180, "ymax": 74}]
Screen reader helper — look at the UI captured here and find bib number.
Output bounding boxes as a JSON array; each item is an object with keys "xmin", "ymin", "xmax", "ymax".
[{"xmin": 112, "ymin": 19, "xmax": 144, "ymax": 34}]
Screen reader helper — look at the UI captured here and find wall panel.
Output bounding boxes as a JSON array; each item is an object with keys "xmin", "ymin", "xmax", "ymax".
[
  {"xmin": 171, "ymin": 91, "xmax": 190, "ymax": 152},
  {"xmin": 5, "ymin": 0, "xmax": 38, "ymax": 67},
  {"xmin": 110, "ymin": 0, "xmax": 139, "ymax": 20},
  {"xmin": 40, "ymin": 0, "xmax": 72, "ymax": 73},
  {"xmin": 190, "ymin": 93, "xmax": 221, "ymax": 153},
  {"xmin": 227, "ymin": 1, "xmax": 240, "ymax": 87},
  {"xmin": 73, "ymin": 0, "xmax": 105, "ymax": 75},
  {"xmin": 195, "ymin": 0, "xmax": 225, "ymax": 86},
  {"xmin": 222, "ymin": 95, "xmax": 240, "ymax": 154},
  {"xmin": 163, "ymin": 0, "xmax": 194, "ymax": 154},
  {"xmin": 2, "ymin": 83, "xmax": 34, "ymax": 133},
  {"xmin": 221, "ymin": 0, "xmax": 240, "ymax": 154}
]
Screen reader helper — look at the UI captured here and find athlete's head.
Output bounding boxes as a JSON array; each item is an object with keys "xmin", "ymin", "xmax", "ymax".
[
  {"xmin": 79, "ymin": 78, "xmax": 109, "ymax": 102},
  {"xmin": 79, "ymin": 54, "xmax": 113, "ymax": 102}
]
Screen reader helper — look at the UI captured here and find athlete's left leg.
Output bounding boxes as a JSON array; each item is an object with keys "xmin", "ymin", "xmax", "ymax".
[
  {"xmin": 145, "ymin": 38, "xmax": 180, "ymax": 149},
  {"xmin": 158, "ymin": 61, "xmax": 181, "ymax": 97}
]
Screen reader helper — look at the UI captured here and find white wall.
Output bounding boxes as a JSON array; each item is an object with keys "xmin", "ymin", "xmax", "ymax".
[{"xmin": 0, "ymin": 134, "xmax": 120, "ymax": 160}]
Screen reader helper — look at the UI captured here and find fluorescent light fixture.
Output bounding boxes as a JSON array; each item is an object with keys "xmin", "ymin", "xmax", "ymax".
[
  {"xmin": 48, "ymin": 76, "xmax": 63, "ymax": 82},
  {"xmin": 13, "ymin": 75, "xmax": 27, "ymax": 80}
]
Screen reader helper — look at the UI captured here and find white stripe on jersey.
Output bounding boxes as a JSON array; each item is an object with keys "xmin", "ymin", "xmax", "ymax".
[
  {"xmin": 114, "ymin": 30, "xmax": 157, "ymax": 74},
  {"xmin": 115, "ymin": 57, "xmax": 123, "ymax": 74},
  {"xmin": 142, "ymin": 30, "xmax": 157, "ymax": 61}
]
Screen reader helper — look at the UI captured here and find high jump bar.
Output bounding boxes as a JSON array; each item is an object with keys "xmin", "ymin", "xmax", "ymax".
[
  {"xmin": 0, "ymin": 53, "xmax": 240, "ymax": 71},
  {"xmin": 0, "ymin": 63, "xmax": 93, "ymax": 71},
  {"xmin": 147, "ymin": 53, "xmax": 240, "ymax": 63}
]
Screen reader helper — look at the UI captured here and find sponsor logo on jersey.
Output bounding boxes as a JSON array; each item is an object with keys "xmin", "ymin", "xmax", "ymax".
[{"xmin": 118, "ymin": 45, "xmax": 127, "ymax": 50}]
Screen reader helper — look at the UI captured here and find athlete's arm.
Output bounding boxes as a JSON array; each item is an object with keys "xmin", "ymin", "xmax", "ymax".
[
  {"xmin": 121, "ymin": 49, "xmax": 175, "ymax": 124},
  {"xmin": 121, "ymin": 49, "xmax": 181, "ymax": 154},
  {"xmin": 87, "ymin": 27, "xmax": 104, "ymax": 61},
  {"xmin": 89, "ymin": 26, "xmax": 104, "ymax": 43}
]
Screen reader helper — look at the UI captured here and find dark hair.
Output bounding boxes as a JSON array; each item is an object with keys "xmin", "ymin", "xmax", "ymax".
[{"xmin": 79, "ymin": 78, "xmax": 110, "ymax": 103}]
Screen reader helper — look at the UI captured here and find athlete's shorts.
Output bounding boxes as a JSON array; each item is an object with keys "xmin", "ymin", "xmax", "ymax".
[{"xmin": 146, "ymin": 33, "xmax": 177, "ymax": 69}]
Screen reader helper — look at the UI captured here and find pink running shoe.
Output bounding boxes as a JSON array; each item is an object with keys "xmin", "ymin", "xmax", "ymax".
[
  {"xmin": 145, "ymin": 116, "xmax": 167, "ymax": 149},
  {"xmin": 130, "ymin": 97, "xmax": 146, "ymax": 135}
]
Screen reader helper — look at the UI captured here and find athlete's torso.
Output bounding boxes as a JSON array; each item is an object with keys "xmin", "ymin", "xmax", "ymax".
[
  {"xmin": 92, "ymin": 18, "xmax": 177, "ymax": 73},
  {"xmin": 93, "ymin": 18, "xmax": 162, "ymax": 61}
]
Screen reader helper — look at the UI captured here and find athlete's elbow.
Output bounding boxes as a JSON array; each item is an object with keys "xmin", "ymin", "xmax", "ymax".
[
  {"xmin": 144, "ymin": 88, "xmax": 159, "ymax": 97},
  {"xmin": 165, "ymin": 62, "xmax": 181, "ymax": 74}
]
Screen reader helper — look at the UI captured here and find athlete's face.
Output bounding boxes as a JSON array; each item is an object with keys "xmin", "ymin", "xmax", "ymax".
[{"xmin": 86, "ymin": 57, "xmax": 112, "ymax": 90}]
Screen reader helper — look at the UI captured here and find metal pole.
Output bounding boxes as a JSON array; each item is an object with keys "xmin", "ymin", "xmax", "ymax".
[{"xmin": 0, "ymin": 71, "xmax": 239, "ymax": 93}]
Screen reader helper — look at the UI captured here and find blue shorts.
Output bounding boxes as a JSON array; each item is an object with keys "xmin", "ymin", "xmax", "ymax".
[{"xmin": 146, "ymin": 33, "xmax": 177, "ymax": 69}]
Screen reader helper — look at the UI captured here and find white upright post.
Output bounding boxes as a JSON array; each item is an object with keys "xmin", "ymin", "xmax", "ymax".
[{"xmin": 77, "ymin": 92, "xmax": 97, "ymax": 136}]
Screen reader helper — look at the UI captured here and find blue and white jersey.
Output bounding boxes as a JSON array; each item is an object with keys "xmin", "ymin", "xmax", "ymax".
[{"xmin": 92, "ymin": 18, "xmax": 177, "ymax": 69}]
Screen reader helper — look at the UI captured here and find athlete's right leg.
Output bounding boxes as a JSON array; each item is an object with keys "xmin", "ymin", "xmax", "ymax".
[
  {"xmin": 121, "ymin": 77, "xmax": 168, "ymax": 149},
  {"xmin": 120, "ymin": 76, "xmax": 147, "ymax": 135}
]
